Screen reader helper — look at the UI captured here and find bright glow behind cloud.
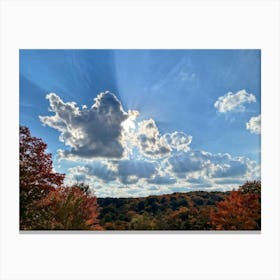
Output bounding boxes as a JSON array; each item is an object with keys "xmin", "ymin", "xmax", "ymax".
[{"xmin": 40, "ymin": 91, "xmax": 128, "ymax": 159}]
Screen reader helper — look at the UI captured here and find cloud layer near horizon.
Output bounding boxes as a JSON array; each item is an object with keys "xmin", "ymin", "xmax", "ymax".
[{"xmin": 40, "ymin": 91, "xmax": 260, "ymax": 197}]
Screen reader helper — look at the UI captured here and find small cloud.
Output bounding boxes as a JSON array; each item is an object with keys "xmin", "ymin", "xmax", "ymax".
[
  {"xmin": 214, "ymin": 89, "xmax": 256, "ymax": 113},
  {"xmin": 246, "ymin": 114, "xmax": 261, "ymax": 134}
]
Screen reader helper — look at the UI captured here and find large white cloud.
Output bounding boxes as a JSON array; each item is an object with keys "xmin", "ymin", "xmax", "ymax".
[
  {"xmin": 214, "ymin": 89, "xmax": 256, "ymax": 113},
  {"xmin": 246, "ymin": 114, "xmax": 261, "ymax": 134},
  {"xmin": 40, "ymin": 91, "xmax": 128, "ymax": 159}
]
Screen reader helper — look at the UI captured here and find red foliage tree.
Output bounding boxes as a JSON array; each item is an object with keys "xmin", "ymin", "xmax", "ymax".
[
  {"xmin": 210, "ymin": 189, "xmax": 261, "ymax": 230},
  {"xmin": 20, "ymin": 125, "xmax": 65, "ymax": 229},
  {"xmin": 20, "ymin": 126, "xmax": 64, "ymax": 190}
]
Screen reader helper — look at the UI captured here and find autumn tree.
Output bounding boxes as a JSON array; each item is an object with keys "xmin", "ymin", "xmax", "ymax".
[
  {"xmin": 210, "ymin": 184, "xmax": 261, "ymax": 230},
  {"xmin": 20, "ymin": 126, "xmax": 65, "ymax": 229},
  {"xmin": 20, "ymin": 126, "xmax": 65, "ymax": 189},
  {"xmin": 36, "ymin": 186, "xmax": 102, "ymax": 230}
]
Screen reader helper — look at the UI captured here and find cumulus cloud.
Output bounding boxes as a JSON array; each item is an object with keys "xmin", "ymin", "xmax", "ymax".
[
  {"xmin": 246, "ymin": 114, "xmax": 261, "ymax": 134},
  {"xmin": 214, "ymin": 89, "xmax": 256, "ymax": 113},
  {"xmin": 40, "ymin": 91, "xmax": 128, "ymax": 159}
]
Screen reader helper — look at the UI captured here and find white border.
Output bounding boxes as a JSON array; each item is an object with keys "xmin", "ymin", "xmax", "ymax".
[{"xmin": 1, "ymin": 1, "xmax": 279, "ymax": 279}]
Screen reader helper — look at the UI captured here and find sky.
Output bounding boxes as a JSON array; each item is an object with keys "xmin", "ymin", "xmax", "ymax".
[{"xmin": 20, "ymin": 49, "xmax": 261, "ymax": 197}]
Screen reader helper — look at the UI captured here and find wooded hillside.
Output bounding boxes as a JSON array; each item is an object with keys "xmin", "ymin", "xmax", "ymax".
[{"xmin": 98, "ymin": 183, "xmax": 260, "ymax": 230}]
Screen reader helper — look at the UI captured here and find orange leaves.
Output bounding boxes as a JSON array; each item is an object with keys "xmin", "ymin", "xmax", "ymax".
[
  {"xmin": 210, "ymin": 190, "xmax": 261, "ymax": 230},
  {"xmin": 36, "ymin": 187, "xmax": 101, "ymax": 230}
]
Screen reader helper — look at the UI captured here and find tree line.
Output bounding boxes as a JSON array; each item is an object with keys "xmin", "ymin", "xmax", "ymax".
[{"xmin": 97, "ymin": 181, "xmax": 260, "ymax": 230}]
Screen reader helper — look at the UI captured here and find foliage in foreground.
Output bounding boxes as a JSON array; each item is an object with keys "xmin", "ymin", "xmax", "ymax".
[{"xmin": 20, "ymin": 126, "xmax": 101, "ymax": 230}]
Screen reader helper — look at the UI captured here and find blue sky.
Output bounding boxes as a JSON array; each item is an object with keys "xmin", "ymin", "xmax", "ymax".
[{"xmin": 20, "ymin": 50, "xmax": 261, "ymax": 197}]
